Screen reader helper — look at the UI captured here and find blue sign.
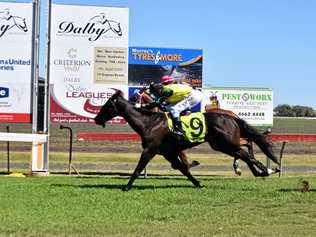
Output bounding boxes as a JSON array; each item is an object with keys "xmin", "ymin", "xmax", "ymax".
[
  {"xmin": 129, "ymin": 47, "xmax": 202, "ymax": 66},
  {"xmin": 128, "ymin": 46, "xmax": 203, "ymax": 88}
]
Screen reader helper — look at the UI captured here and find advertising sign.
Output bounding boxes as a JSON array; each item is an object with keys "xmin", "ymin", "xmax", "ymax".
[
  {"xmin": 129, "ymin": 47, "xmax": 202, "ymax": 88},
  {"xmin": 0, "ymin": 2, "xmax": 33, "ymax": 123},
  {"xmin": 50, "ymin": 4, "xmax": 129, "ymax": 123},
  {"xmin": 128, "ymin": 47, "xmax": 203, "ymax": 111},
  {"xmin": 202, "ymin": 87, "xmax": 273, "ymax": 127}
]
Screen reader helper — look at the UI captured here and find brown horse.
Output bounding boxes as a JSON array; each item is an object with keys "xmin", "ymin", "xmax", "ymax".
[
  {"xmin": 130, "ymin": 88, "xmax": 253, "ymax": 175},
  {"xmin": 95, "ymin": 91, "xmax": 279, "ymax": 191}
]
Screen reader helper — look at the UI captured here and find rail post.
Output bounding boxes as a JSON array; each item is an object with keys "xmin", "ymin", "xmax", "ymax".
[
  {"xmin": 263, "ymin": 128, "xmax": 272, "ymax": 169},
  {"xmin": 59, "ymin": 125, "xmax": 79, "ymax": 175},
  {"xmin": 6, "ymin": 126, "xmax": 10, "ymax": 173},
  {"xmin": 278, "ymin": 141, "xmax": 287, "ymax": 177}
]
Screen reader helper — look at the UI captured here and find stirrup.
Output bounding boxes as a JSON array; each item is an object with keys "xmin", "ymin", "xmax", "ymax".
[
  {"xmin": 172, "ymin": 125, "xmax": 184, "ymax": 136},
  {"xmin": 172, "ymin": 129, "xmax": 183, "ymax": 136}
]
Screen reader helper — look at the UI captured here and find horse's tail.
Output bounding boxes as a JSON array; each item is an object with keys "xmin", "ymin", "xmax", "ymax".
[{"xmin": 235, "ymin": 118, "xmax": 279, "ymax": 165}]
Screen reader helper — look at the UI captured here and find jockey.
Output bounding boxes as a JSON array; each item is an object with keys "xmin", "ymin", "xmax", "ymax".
[{"xmin": 149, "ymin": 75, "xmax": 203, "ymax": 135}]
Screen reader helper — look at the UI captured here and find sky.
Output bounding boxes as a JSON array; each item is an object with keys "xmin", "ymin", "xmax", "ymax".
[{"xmin": 5, "ymin": 0, "xmax": 316, "ymax": 108}]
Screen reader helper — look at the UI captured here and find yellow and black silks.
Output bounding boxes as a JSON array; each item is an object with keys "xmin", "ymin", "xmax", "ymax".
[{"xmin": 167, "ymin": 112, "xmax": 206, "ymax": 143}]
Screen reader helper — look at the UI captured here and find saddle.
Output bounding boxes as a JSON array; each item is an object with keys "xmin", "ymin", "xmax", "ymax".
[{"xmin": 204, "ymin": 106, "xmax": 239, "ymax": 119}]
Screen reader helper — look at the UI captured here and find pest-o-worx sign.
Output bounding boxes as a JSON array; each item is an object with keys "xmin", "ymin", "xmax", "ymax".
[
  {"xmin": 50, "ymin": 4, "xmax": 129, "ymax": 123},
  {"xmin": 202, "ymin": 87, "xmax": 273, "ymax": 127},
  {"xmin": 0, "ymin": 2, "xmax": 33, "ymax": 123}
]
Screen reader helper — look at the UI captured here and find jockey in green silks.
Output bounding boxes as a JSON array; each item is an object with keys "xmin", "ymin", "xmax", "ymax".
[{"xmin": 149, "ymin": 75, "xmax": 203, "ymax": 136}]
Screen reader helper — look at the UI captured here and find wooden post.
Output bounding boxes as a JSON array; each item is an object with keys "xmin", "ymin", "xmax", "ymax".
[{"xmin": 279, "ymin": 141, "xmax": 287, "ymax": 177}]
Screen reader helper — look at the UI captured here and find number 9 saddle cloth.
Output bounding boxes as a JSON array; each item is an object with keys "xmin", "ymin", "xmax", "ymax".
[{"xmin": 166, "ymin": 112, "xmax": 207, "ymax": 143}]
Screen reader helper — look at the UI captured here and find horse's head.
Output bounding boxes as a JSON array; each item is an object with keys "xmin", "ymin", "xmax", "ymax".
[{"xmin": 94, "ymin": 91, "xmax": 123, "ymax": 127}]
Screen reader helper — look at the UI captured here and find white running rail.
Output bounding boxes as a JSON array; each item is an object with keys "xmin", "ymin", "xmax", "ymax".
[{"xmin": 0, "ymin": 132, "xmax": 48, "ymax": 143}]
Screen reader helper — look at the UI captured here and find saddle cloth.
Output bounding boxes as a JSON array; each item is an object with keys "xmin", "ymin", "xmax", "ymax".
[{"xmin": 166, "ymin": 112, "xmax": 207, "ymax": 143}]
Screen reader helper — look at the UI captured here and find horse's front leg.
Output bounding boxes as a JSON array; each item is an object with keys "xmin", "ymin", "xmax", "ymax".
[
  {"xmin": 122, "ymin": 148, "xmax": 156, "ymax": 191},
  {"xmin": 164, "ymin": 153, "xmax": 201, "ymax": 188}
]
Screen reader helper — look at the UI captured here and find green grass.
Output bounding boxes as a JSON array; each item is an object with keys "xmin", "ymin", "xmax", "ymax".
[
  {"xmin": 0, "ymin": 118, "xmax": 315, "ymax": 236},
  {"xmin": 0, "ymin": 176, "xmax": 315, "ymax": 237},
  {"xmin": 273, "ymin": 117, "xmax": 316, "ymax": 133}
]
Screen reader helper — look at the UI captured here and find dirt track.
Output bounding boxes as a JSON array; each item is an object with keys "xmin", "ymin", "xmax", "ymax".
[
  {"xmin": 66, "ymin": 140, "xmax": 316, "ymax": 155},
  {"xmin": 3, "ymin": 137, "xmax": 316, "ymax": 155}
]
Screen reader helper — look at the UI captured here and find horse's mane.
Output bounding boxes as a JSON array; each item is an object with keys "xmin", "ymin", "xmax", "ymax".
[{"xmin": 117, "ymin": 94, "xmax": 164, "ymax": 119}]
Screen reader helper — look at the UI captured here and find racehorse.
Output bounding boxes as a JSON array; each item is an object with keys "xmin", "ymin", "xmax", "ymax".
[
  {"xmin": 129, "ymin": 87, "xmax": 253, "ymax": 175},
  {"xmin": 94, "ymin": 91, "xmax": 280, "ymax": 191}
]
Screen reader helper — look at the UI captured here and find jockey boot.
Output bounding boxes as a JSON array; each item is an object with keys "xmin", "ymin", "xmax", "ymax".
[{"xmin": 172, "ymin": 117, "xmax": 184, "ymax": 136}]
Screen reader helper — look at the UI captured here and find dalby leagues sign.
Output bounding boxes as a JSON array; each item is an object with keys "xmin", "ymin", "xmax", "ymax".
[{"xmin": 49, "ymin": 4, "xmax": 129, "ymax": 123}]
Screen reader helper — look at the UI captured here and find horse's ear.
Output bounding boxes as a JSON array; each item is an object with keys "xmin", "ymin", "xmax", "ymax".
[
  {"xmin": 117, "ymin": 90, "xmax": 124, "ymax": 97},
  {"xmin": 111, "ymin": 90, "xmax": 124, "ymax": 102},
  {"xmin": 114, "ymin": 90, "xmax": 124, "ymax": 97}
]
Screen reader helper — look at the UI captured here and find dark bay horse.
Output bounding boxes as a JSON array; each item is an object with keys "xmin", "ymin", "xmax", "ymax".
[
  {"xmin": 94, "ymin": 91, "xmax": 279, "ymax": 191},
  {"xmin": 129, "ymin": 87, "xmax": 253, "ymax": 175}
]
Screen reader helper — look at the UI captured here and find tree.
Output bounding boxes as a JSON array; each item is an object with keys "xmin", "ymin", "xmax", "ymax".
[
  {"xmin": 274, "ymin": 104, "xmax": 316, "ymax": 117},
  {"xmin": 274, "ymin": 104, "xmax": 295, "ymax": 117}
]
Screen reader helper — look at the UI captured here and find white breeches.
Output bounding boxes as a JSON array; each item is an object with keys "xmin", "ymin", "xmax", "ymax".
[{"xmin": 167, "ymin": 89, "xmax": 203, "ymax": 118}]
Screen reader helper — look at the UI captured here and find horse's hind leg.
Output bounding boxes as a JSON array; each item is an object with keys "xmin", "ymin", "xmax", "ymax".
[
  {"xmin": 233, "ymin": 139, "xmax": 254, "ymax": 175},
  {"xmin": 234, "ymin": 149, "xmax": 269, "ymax": 177},
  {"xmin": 164, "ymin": 153, "xmax": 201, "ymax": 188},
  {"xmin": 233, "ymin": 157, "xmax": 242, "ymax": 176}
]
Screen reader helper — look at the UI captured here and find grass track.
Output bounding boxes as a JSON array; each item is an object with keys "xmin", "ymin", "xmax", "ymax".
[
  {"xmin": 0, "ymin": 176, "xmax": 316, "ymax": 237},
  {"xmin": 0, "ymin": 118, "xmax": 316, "ymax": 236}
]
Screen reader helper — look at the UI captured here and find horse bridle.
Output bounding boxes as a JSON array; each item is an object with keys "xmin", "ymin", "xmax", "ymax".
[{"xmin": 107, "ymin": 97, "xmax": 120, "ymax": 116}]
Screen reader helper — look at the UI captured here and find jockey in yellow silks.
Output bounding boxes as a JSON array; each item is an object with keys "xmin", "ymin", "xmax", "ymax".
[{"xmin": 149, "ymin": 75, "xmax": 203, "ymax": 135}]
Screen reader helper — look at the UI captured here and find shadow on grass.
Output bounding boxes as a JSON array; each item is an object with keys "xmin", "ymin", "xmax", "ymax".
[
  {"xmin": 50, "ymin": 175, "xmax": 261, "ymax": 191},
  {"xmin": 0, "ymin": 172, "xmax": 10, "ymax": 175},
  {"xmin": 51, "ymin": 182, "xmax": 262, "ymax": 191},
  {"xmin": 279, "ymin": 188, "xmax": 316, "ymax": 193},
  {"xmin": 51, "ymin": 171, "xmax": 224, "ymax": 180},
  {"xmin": 51, "ymin": 183, "xmax": 198, "ymax": 190},
  {"xmin": 78, "ymin": 174, "xmax": 231, "ymax": 183}
]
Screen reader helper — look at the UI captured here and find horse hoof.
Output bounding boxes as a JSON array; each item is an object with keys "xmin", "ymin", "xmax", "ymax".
[
  {"xmin": 267, "ymin": 167, "xmax": 280, "ymax": 175},
  {"xmin": 195, "ymin": 182, "xmax": 202, "ymax": 188},
  {"xmin": 274, "ymin": 167, "xmax": 281, "ymax": 173},
  {"xmin": 122, "ymin": 186, "xmax": 131, "ymax": 191},
  {"xmin": 234, "ymin": 168, "xmax": 242, "ymax": 176},
  {"xmin": 190, "ymin": 160, "xmax": 200, "ymax": 168}
]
